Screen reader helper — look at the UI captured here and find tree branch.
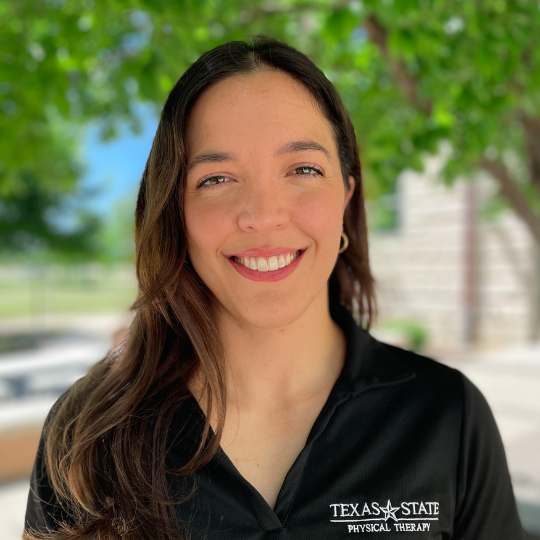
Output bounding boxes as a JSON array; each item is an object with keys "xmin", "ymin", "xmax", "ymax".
[
  {"xmin": 480, "ymin": 157, "xmax": 540, "ymax": 243},
  {"xmin": 363, "ymin": 14, "xmax": 432, "ymax": 115},
  {"xmin": 362, "ymin": 14, "xmax": 540, "ymax": 244}
]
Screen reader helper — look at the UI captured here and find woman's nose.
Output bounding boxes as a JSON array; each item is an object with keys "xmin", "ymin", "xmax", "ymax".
[{"xmin": 236, "ymin": 178, "xmax": 289, "ymax": 233}]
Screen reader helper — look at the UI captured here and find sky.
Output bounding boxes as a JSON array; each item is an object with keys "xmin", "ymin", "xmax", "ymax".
[{"xmin": 79, "ymin": 102, "xmax": 158, "ymax": 217}]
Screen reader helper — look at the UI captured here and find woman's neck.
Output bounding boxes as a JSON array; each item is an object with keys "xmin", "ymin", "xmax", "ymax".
[{"xmin": 189, "ymin": 289, "xmax": 347, "ymax": 416}]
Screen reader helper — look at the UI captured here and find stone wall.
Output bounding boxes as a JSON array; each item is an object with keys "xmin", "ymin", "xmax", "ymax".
[{"xmin": 368, "ymin": 155, "xmax": 536, "ymax": 350}]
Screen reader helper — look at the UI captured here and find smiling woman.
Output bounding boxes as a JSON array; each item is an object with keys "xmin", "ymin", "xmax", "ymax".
[{"xmin": 23, "ymin": 36, "xmax": 525, "ymax": 540}]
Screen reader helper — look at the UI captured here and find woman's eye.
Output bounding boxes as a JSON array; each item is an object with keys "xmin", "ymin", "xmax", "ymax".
[
  {"xmin": 196, "ymin": 175, "xmax": 230, "ymax": 190},
  {"xmin": 292, "ymin": 165, "xmax": 325, "ymax": 177},
  {"xmin": 195, "ymin": 165, "xmax": 324, "ymax": 190}
]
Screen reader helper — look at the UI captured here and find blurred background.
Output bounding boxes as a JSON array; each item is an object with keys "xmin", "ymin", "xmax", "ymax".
[{"xmin": 1, "ymin": 0, "xmax": 539, "ymax": 537}]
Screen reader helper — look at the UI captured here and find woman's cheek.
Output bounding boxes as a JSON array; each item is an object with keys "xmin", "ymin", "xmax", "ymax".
[
  {"xmin": 293, "ymin": 191, "xmax": 342, "ymax": 240},
  {"xmin": 185, "ymin": 200, "xmax": 233, "ymax": 259}
]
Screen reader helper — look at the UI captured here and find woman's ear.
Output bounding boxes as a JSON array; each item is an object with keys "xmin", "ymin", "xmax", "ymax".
[{"xmin": 344, "ymin": 175, "xmax": 356, "ymax": 210}]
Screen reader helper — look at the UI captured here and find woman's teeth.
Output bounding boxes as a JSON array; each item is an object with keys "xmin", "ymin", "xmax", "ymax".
[{"xmin": 232, "ymin": 250, "xmax": 301, "ymax": 272}]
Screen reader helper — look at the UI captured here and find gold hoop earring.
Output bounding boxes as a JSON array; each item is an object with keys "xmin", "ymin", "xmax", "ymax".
[{"xmin": 338, "ymin": 231, "xmax": 349, "ymax": 254}]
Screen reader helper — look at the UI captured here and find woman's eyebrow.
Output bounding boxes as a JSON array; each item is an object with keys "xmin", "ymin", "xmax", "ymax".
[
  {"xmin": 187, "ymin": 139, "xmax": 331, "ymax": 171},
  {"xmin": 276, "ymin": 139, "xmax": 331, "ymax": 159},
  {"xmin": 187, "ymin": 152, "xmax": 234, "ymax": 171}
]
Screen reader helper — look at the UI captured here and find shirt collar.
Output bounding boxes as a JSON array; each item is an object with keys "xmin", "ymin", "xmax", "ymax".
[
  {"xmin": 168, "ymin": 284, "xmax": 417, "ymax": 463},
  {"xmin": 329, "ymin": 292, "xmax": 416, "ymax": 397}
]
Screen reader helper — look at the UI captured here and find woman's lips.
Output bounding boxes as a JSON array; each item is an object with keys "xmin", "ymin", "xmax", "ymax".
[{"xmin": 227, "ymin": 249, "xmax": 306, "ymax": 282}]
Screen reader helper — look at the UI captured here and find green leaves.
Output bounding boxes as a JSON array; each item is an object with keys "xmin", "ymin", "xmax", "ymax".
[
  {"xmin": 2, "ymin": 0, "xmax": 540, "ymax": 256},
  {"xmin": 322, "ymin": 6, "xmax": 359, "ymax": 44}
]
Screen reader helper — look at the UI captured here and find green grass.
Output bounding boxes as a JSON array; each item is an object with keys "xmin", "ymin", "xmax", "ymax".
[{"xmin": 0, "ymin": 264, "xmax": 138, "ymax": 319}]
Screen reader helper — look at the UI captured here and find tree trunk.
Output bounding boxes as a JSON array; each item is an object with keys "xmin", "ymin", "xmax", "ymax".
[
  {"xmin": 462, "ymin": 181, "xmax": 479, "ymax": 346},
  {"xmin": 529, "ymin": 242, "xmax": 540, "ymax": 341}
]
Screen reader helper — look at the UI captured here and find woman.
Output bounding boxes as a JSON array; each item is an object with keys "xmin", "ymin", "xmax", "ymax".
[{"xmin": 24, "ymin": 36, "xmax": 525, "ymax": 540}]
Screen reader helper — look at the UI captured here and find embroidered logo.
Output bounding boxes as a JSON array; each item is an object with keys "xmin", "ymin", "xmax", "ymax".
[{"xmin": 329, "ymin": 499, "xmax": 439, "ymax": 533}]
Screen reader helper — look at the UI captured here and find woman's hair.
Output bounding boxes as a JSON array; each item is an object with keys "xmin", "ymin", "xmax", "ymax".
[{"xmin": 25, "ymin": 35, "xmax": 376, "ymax": 540}]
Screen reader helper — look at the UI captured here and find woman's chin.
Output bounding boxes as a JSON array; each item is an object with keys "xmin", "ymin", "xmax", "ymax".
[{"xmin": 228, "ymin": 300, "xmax": 310, "ymax": 331}]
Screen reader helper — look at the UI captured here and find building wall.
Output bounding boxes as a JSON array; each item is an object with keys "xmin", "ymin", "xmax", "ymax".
[
  {"xmin": 476, "ymin": 207, "xmax": 535, "ymax": 344},
  {"xmin": 369, "ymin": 155, "xmax": 536, "ymax": 351}
]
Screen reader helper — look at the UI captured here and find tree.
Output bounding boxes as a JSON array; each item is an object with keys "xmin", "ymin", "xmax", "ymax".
[
  {"xmin": 358, "ymin": 1, "xmax": 540, "ymax": 241},
  {"xmin": 0, "ymin": 170, "xmax": 103, "ymax": 261},
  {"xmin": 2, "ymin": 0, "xmax": 540, "ymax": 287},
  {"xmin": 96, "ymin": 189, "xmax": 137, "ymax": 263}
]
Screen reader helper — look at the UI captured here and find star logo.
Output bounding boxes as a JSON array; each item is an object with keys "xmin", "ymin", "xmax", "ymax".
[{"xmin": 379, "ymin": 499, "xmax": 400, "ymax": 521}]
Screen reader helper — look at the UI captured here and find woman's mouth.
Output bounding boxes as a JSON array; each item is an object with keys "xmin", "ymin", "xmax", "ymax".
[
  {"xmin": 227, "ymin": 249, "xmax": 306, "ymax": 282},
  {"xmin": 229, "ymin": 249, "xmax": 303, "ymax": 272}
]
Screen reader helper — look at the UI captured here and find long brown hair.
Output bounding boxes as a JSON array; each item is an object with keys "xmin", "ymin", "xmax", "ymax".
[{"xmin": 24, "ymin": 35, "xmax": 376, "ymax": 540}]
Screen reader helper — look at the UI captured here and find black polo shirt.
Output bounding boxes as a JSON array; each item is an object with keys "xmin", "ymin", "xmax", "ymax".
[{"xmin": 25, "ymin": 298, "xmax": 526, "ymax": 539}]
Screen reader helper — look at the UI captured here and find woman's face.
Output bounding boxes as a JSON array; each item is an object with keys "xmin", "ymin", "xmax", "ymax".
[{"xmin": 184, "ymin": 69, "xmax": 355, "ymax": 328}]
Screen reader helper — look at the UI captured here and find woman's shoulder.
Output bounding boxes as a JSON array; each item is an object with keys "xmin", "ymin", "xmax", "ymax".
[
  {"xmin": 371, "ymin": 337, "xmax": 486, "ymax": 410},
  {"xmin": 367, "ymin": 338, "xmax": 509, "ymax": 469},
  {"xmin": 376, "ymin": 337, "xmax": 462, "ymax": 377},
  {"xmin": 25, "ymin": 387, "xmax": 74, "ymax": 535},
  {"xmin": 364, "ymin": 340, "xmax": 525, "ymax": 539}
]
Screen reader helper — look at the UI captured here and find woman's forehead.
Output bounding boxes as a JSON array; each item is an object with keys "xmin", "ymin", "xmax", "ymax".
[
  {"xmin": 196, "ymin": 70, "xmax": 318, "ymax": 110},
  {"xmin": 185, "ymin": 71, "xmax": 336, "ymax": 157}
]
